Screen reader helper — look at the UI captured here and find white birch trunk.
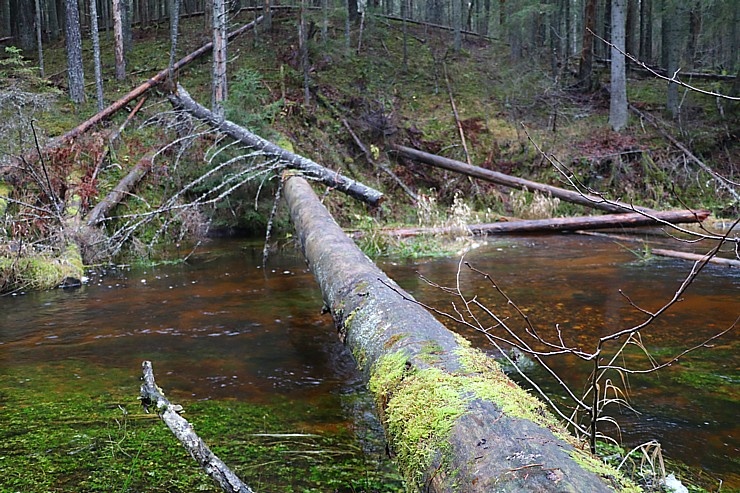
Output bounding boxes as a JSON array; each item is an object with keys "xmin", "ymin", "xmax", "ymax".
[
  {"xmin": 89, "ymin": 0, "xmax": 105, "ymax": 110},
  {"xmin": 113, "ymin": 0, "xmax": 126, "ymax": 80},
  {"xmin": 212, "ymin": 0, "xmax": 228, "ymax": 119}
]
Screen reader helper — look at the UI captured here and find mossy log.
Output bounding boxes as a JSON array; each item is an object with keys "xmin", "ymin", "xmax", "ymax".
[{"xmin": 283, "ymin": 174, "xmax": 639, "ymax": 493}]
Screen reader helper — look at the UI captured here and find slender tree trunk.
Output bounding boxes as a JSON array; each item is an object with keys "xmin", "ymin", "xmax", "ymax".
[
  {"xmin": 212, "ymin": 0, "xmax": 227, "ymax": 119},
  {"xmin": 122, "ymin": 0, "xmax": 132, "ymax": 54},
  {"xmin": 609, "ymin": 0, "xmax": 628, "ymax": 131},
  {"xmin": 663, "ymin": 1, "xmax": 683, "ymax": 119},
  {"xmin": 34, "ymin": 0, "xmax": 44, "ymax": 77},
  {"xmin": 169, "ymin": 0, "xmax": 180, "ymax": 75},
  {"xmin": 625, "ymin": 0, "xmax": 638, "ymax": 59},
  {"xmin": 578, "ymin": 0, "xmax": 597, "ymax": 90},
  {"xmin": 89, "ymin": 0, "xmax": 104, "ymax": 111},
  {"xmin": 321, "ymin": 0, "xmax": 328, "ymax": 43},
  {"xmin": 64, "ymin": 0, "xmax": 86, "ymax": 103},
  {"xmin": 299, "ymin": 0, "xmax": 310, "ymax": 106},
  {"xmin": 263, "ymin": 0, "xmax": 271, "ymax": 31},
  {"xmin": 452, "ymin": 0, "xmax": 462, "ymax": 51},
  {"xmin": 204, "ymin": 0, "xmax": 212, "ymax": 30},
  {"xmin": 401, "ymin": 0, "xmax": 408, "ymax": 71},
  {"xmin": 344, "ymin": 0, "xmax": 351, "ymax": 54},
  {"xmin": 112, "ymin": 0, "xmax": 126, "ymax": 79},
  {"xmin": 639, "ymin": 0, "xmax": 652, "ymax": 63}
]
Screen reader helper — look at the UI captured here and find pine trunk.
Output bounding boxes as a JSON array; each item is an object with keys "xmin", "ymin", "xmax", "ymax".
[{"xmin": 64, "ymin": 0, "xmax": 86, "ymax": 103}]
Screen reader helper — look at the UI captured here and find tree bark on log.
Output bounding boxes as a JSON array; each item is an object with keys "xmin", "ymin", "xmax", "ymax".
[
  {"xmin": 381, "ymin": 209, "xmax": 709, "ymax": 237},
  {"xmin": 139, "ymin": 361, "xmax": 255, "ymax": 493},
  {"xmin": 392, "ymin": 144, "xmax": 657, "ymax": 214},
  {"xmin": 282, "ymin": 174, "xmax": 635, "ymax": 493},
  {"xmin": 86, "ymin": 152, "xmax": 153, "ymax": 225},
  {"xmin": 170, "ymin": 85, "xmax": 384, "ymax": 206},
  {"xmin": 650, "ymin": 248, "xmax": 740, "ymax": 267}
]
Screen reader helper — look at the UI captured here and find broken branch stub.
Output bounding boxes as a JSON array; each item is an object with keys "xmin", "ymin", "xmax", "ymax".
[{"xmin": 282, "ymin": 174, "xmax": 635, "ymax": 492}]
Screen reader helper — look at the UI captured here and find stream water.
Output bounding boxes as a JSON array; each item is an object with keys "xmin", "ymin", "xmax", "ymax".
[{"xmin": 0, "ymin": 235, "xmax": 737, "ymax": 490}]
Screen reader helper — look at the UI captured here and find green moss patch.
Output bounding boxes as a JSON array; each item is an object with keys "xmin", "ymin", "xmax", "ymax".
[{"xmin": 0, "ymin": 360, "xmax": 404, "ymax": 493}]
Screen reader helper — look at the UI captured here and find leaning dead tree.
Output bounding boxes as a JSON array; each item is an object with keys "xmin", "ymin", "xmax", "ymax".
[
  {"xmin": 392, "ymin": 144, "xmax": 657, "ymax": 214},
  {"xmin": 170, "ymin": 84, "xmax": 383, "ymax": 206},
  {"xmin": 139, "ymin": 361, "xmax": 255, "ymax": 493},
  {"xmin": 283, "ymin": 174, "xmax": 637, "ymax": 492}
]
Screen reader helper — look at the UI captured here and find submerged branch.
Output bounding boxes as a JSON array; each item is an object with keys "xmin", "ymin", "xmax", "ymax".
[{"xmin": 139, "ymin": 361, "xmax": 255, "ymax": 493}]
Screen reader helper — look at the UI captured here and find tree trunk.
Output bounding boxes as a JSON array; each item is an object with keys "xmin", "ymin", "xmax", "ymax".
[
  {"xmin": 64, "ymin": 0, "xmax": 86, "ymax": 103},
  {"xmin": 86, "ymin": 153, "xmax": 152, "ymax": 225},
  {"xmin": 282, "ymin": 174, "xmax": 633, "ymax": 493},
  {"xmin": 452, "ymin": 0, "xmax": 462, "ymax": 51},
  {"xmin": 122, "ymin": 0, "xmax": 132, "ymax": 54},
  {"xmin": 299, "ymin": 0, "xmax": 310, "ymax": 106},
  {"xmin": 211, "ymin": 0, "xmax": 227, "ymax": 119},
  {"xmin": 577, "ymin": 0, "xmax": 597, "ymax": 89},
  {"xmin": 34, "ymin": 0, "xmax": 44, "ymax": 77},
  {"xmin": 639, "ymin": 0, "xmax": 652, "ymax": 62},
  {"xmin": 609, "ymin": 0, "xmax": 628, "ymax": 131},
  {"xmin": 113, "ymin": 0, "xmax": 126, "ymax": 80},
  {"xmin": 262, "ymin": 0, "xmax": 271, "ymax": 31},
  {"xmin": 663, "ymin": 1, "xmax": 683, "ymax": 119},
  {"xmin": 381, "ymin": 209, "xmax": 710, "ymax": 237},
  {"xmin": 170, "ymin": 85, "xmax": 384, "ymax": 206},
  {"xmin": 392, "ymin": 144, "xmax": 656, "ymax": 214},
  {"xmin": 11, "ymin": 0, "xmax": 35, "ymax": 51},
  {"xmin": 89, "ymin": 0, "xmax": 104, "ymax": 111},
  {"xmin": 1, "ymin": 0, "xmax": 11, "ymax": 38},
  {"xmin": 169, "ymin": 0, "xmax": 180, "ymax": 75}
]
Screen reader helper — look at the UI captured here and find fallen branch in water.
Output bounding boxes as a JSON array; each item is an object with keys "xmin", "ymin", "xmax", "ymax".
[{"xmin": 139, "ymin": 361, "xmax": 255, "ymax": 493}]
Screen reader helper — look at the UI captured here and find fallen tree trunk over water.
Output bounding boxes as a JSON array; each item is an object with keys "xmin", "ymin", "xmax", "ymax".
[
  {"xmin": 171, "ymin": 85, "xmax": 383, "ymax": 206},
  {"xmin": 283, "ymin": 174, "xmax": 635, "ymax": 492},
  {"xmin": 383, "ymin": 209, "xmax": 709, "ymax": 237},
  {"xmin": 392, "ymin": 144, "xmax": 656, "ymax": 214}
]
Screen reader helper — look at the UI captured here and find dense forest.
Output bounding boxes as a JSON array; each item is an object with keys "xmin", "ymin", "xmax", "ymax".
[{"xmin": 0, "ymin": 0, "xmax": 738, "ymax": 290}]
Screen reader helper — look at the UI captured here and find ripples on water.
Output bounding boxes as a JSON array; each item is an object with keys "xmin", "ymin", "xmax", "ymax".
[{"xmin": 0, "ymin": 236, "xmax": 737, "ymax": 489}]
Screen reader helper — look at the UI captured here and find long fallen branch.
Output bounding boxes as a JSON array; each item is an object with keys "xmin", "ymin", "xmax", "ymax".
[
  {"xmin": 381, "ymin": 209, "xmax": 710, "ymax": 237},
  {"xmin": 139, "ymin": 361, "xmax": 255, "ymax": 493},
  {"xmin": 4, "ymin": 16, "xmax": 263, "ymax": 174},
  {"xmin": 170, "ymin": 84, "xmax": 383, "ymax": 206},
  {"xmin": 392, "ymin": 144, "xmax": 657, "ymax": 214}
]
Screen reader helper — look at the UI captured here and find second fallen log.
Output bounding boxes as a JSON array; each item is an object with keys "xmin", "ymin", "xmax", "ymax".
[{"xmin": 170, "ymin": 85, "xmax": 383, "ymax": 207}]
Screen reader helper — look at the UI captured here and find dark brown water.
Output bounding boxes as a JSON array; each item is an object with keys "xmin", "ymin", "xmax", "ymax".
[{"xmin": 1, "ymin": 236, "xmax": 737, "ymax": 488}]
